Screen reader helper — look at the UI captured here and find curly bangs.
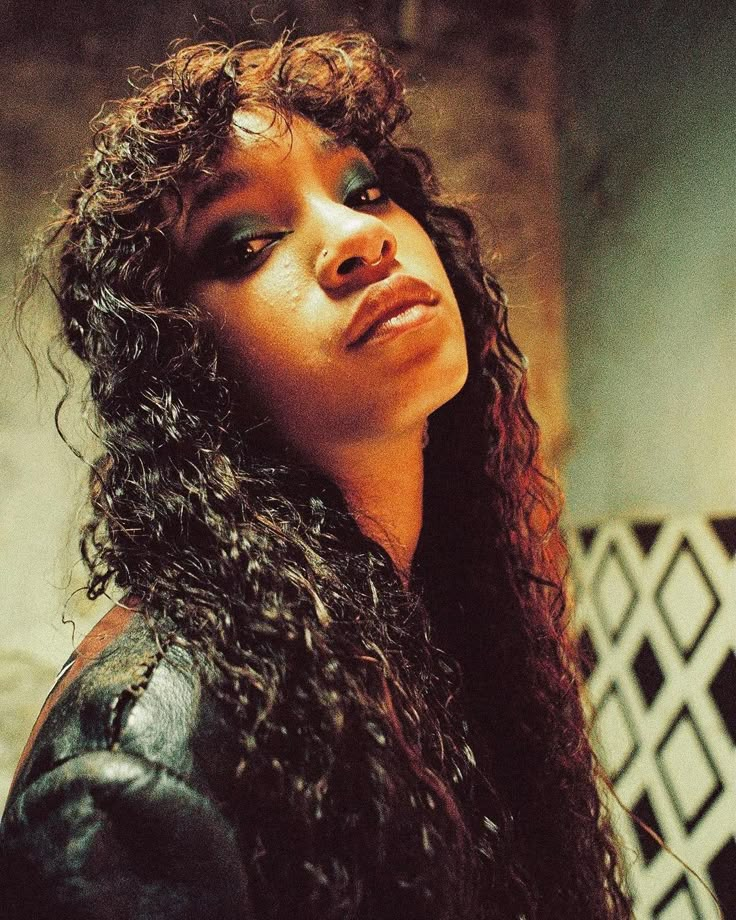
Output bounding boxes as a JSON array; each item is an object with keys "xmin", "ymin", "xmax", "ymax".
[{"xmin": 64, "ymin": 32, "xmax": 409, "ymax": 319}]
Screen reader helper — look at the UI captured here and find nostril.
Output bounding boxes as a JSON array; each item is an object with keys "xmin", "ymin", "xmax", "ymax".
[{"xmin": 337, "ymin": 256, "xmax": 364, "ymax": 276}]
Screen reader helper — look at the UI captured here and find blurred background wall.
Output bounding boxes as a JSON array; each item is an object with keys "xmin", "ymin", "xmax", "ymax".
[
  {"xmin": 561, "ymin": 4, "xmax": 735, "ymax": 918},
  {"xmin": 0, "ymin": 1, "xmax": 733, "ymax": 916},
  {"xmin": 562, "ymin": 0, "xmax": 735, "ymax": 521}
]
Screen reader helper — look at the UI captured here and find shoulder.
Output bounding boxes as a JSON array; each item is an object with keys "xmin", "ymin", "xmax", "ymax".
[
  {"xmin": 1, "ymin": 602, "xmax": 250, "ymax": 919},
  {"xmin": 7, "ymin": 601, "xmax": 239, "ymax": 806}
]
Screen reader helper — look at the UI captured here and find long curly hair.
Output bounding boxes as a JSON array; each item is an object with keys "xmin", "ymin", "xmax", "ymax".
[{"xmin": 24, "ymin": 30, "xmax": 633, "ymax": 920}]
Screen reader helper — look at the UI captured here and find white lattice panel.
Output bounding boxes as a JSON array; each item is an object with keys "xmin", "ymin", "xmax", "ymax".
[{"xmin": 568, "ymin": 516, "xmax": 736, "ymax": 920}]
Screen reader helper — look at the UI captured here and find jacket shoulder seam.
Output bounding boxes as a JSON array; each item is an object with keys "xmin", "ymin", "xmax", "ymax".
[{"xmin": 107, "ymin": 643, "xmax": 169, "ymax": 750}]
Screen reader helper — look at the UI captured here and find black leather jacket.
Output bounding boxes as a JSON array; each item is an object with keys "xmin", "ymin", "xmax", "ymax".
[{"xmin": 0, "ymin": 604, "xmax": 252, "ymax": 919}]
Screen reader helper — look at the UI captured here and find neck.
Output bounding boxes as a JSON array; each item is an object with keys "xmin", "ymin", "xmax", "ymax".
[{"xmin": 305, "ymin": 426, "xmax": 426, "ymax": 589}]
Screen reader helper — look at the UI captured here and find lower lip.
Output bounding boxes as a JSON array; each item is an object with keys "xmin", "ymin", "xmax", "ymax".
[{"xmin": 356, "ymin": 303, "xmax": 438, "ymax": 347}]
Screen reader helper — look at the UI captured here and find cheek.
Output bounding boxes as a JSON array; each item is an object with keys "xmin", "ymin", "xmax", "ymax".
[
  {"xmin": 397, "ymin": 213, "xmax": 451, "ymax": 280},
  {"xmin": 215, "ymin": 307, "xmax": 336, "ymax": 422},
  {"xmin": 202, "ymin": 263, "xmax": 307, "ymax": 365}
]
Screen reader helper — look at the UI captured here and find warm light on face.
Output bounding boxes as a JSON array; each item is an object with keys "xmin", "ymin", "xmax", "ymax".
[{"xmin": 175, "ymin": 110, "xmax": 469, "ymax": 460}]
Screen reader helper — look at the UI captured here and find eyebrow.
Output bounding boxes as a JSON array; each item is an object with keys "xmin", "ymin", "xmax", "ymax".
[
  {"xmin": 185, "ymin": 134, "xmax": 357, "ymax": 233},
  {"xmin": 186, "ymin": 171, "xmax": 251, "ymax": 233}
]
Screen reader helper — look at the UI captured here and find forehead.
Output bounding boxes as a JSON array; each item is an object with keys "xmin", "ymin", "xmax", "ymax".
[
  {"xmin": 230, "ymin": 107, "xmax": 295, "ymax": 154},
  {"xmin": 227, "ymin": 108, "xmax": 353, "ymax": 167},
  {"xmin": 187, "ymin": 109, "xmax": 350, "ymax": 202},
  {"xmin": 170, "ymin": 108, "xmax": 359, "ymax": 243},
  {"xmin": 186, "ymin": 110, "xmax": 352, "ymax": 200}
]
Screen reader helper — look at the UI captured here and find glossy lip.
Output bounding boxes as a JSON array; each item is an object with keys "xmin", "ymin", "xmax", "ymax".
[{"xmin": 345, "ymin": 274, "xmax": 441, "ymax": 349}]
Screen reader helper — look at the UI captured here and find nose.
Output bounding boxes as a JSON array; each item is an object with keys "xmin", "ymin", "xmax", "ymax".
[{"xmin": 315, "ymin": 206, "xmax": 397, "ymax": 292}]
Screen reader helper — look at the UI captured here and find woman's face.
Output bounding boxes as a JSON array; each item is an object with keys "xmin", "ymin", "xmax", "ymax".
[{"xmin": 174, "ymin": 109, "xmax": 468, "ymax": 459}]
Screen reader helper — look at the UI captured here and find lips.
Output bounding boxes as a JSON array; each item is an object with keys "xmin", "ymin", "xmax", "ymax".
[{"xmin": 345, "ymin": 274, "xmax": 441, "ymax": 348}]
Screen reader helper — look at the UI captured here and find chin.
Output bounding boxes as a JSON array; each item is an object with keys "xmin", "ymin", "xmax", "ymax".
[
  {"xmin": 431, "ymin": 334, "xmax": 470, "ymax": 408},
  {"xmin": 403, "ymin": 345, "xmax": 470, "ymax": 434}
]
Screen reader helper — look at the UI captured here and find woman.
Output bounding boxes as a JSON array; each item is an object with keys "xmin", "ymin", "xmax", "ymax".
[{"xmin": 0, "ymin": 30, "xmax": 632, "ymax": 919}]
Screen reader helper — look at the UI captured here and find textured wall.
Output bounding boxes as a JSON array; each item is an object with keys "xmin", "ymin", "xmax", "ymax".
[
  {"xmin": 560, "ymin": 0, "xmax": 736, "ymax": 523},
  {"xmin": 0, "ymin": 53, "xmax": 117, "ymax": 810},
  {"xmin": 0, "ymin": 1, "xmax": 570, "ymax": 808}
]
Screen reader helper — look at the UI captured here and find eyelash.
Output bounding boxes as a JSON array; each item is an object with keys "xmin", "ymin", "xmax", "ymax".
[
  {"xmin": 209, "ymin": 178, "xmax": 389, "ymax": 279},
  {"xmin": 212, "ymin": 233, "xmax": 288, "ymax": 278}
]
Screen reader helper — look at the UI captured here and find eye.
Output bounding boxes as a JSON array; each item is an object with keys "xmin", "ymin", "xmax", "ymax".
[
  {"xmin": 199, "ymin": 231, "xmax": 290, "ymax": 280},
  {"xmin": 344, "ymin": 181, "xmax": 389, "ymax": 209}
]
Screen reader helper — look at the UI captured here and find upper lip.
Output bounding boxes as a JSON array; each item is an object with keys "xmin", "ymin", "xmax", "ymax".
[{"xmin": 345, "ymin": 274, "xmax": 441, "ymax": 347}]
